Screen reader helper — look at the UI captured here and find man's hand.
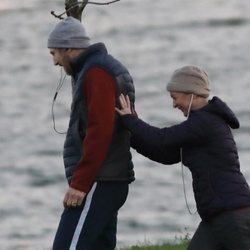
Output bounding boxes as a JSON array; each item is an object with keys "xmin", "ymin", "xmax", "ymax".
[{"xmin": 63, "ymin": 187, "xmax": 86, "ymax": 208}]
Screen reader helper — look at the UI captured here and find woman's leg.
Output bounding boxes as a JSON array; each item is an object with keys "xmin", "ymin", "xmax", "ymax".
[
  {"xmin": 188, "ymin": 221, "xmax": 221, "ymax": 250},
  {"xmin": 211, "ymin": 207, "xmax": 250, "ymax": 250}
]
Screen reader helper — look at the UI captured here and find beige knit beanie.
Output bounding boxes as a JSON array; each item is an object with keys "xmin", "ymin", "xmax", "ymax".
[{"xmin": 167, "ymin": 65, "xmax": 210, "ymax": 97}]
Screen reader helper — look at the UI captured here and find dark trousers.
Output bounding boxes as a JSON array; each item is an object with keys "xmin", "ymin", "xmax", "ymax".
[
  {"xmin": 188, "ymin": 207, "xmax": 250, "ymax": 250},
  {"xmin": 52, "ymin": 182, "xmax": 129, "ymax": 250}
]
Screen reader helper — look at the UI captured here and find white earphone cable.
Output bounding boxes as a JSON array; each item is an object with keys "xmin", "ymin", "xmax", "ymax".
[
  {"xmin": 180, "ymin": 94, "xmax": 197, "ymax": 215},
  {"xmin": 51, "ymin": 67, "xmax": 67, "ymax": 135}
]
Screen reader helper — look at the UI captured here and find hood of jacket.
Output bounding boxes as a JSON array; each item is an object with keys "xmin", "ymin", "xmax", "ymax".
[{"xmin": 202, "ymin": 96, "xmax": 240, "ymax": 129}]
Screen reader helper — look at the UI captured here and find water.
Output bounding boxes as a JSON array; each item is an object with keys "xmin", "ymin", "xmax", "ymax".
[{"xmin": 1, "ymin": 0, "xmax": 250, "ymax": 249}]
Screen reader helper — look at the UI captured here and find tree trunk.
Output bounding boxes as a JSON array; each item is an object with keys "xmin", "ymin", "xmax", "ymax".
[{"xmin": 65, "ymin": 0, "xmax": 88, "ymax": 21}]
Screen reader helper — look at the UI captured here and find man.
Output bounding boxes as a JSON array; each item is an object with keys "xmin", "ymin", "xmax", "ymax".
[
  {"xmin": 47, "ymin": 16, "xmax": 135, "ymax": 250},
  {"xmin": 116, "ymin": 65, "xmax": 250, "ymax": 250}
]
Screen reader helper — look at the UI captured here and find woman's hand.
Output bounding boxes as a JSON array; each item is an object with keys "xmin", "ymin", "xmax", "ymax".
[{"xmin": 115, "ymin": 94, "xmax": 132, "ymax": 115}]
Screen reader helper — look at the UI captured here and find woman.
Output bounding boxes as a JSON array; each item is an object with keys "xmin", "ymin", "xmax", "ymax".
[{"xmin": 116, "ymin": 65, "xmax": 250, "ymax": 250}]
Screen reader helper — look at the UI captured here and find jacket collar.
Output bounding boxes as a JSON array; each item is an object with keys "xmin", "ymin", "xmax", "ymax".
[{"xmin": 70, "ymin": 42, "xmax": 107, "ymax": 77}]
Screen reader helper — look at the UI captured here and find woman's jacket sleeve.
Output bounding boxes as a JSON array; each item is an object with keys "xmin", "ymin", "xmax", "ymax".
[{"xmin": 121, "ymin": 113, "xmax": 206, "ymax": 165}]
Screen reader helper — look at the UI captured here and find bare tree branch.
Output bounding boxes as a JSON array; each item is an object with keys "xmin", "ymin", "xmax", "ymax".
[
  {"xmin": 65, "ymin": 0, "xmax": 88, "ymax": 21},
  {"xmin": 51, "ymin": 0, "xmax": 120, "ymax": 21}
]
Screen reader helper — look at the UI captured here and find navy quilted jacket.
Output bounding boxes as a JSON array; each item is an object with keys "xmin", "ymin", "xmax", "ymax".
[{"xmin": 121, "ymin": 96, "xmax": 250, "ymax": 221}]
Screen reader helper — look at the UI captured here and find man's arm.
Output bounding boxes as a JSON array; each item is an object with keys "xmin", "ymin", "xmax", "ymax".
[{"xmin": 63, "ymin": 67, "xmax": 116, "ymax": 207}]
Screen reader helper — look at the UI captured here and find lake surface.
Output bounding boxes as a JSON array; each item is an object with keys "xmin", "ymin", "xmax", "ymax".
[{"xmin": 1, "ymin": 0, "xmax": 250, "ymax": 249}]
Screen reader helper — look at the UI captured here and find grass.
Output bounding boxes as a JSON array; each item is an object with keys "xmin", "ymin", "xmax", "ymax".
[{"xmin": 119, "ymin": 240, "xmax": 189, "ymax": 250}]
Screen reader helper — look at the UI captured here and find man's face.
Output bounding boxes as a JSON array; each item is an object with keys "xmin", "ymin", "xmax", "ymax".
[
  {"xmin": 49, "ymin": 48, "xmax": 72, "ymax": 75},
  {"xmin": 170, "ymin": 91, "xmax": 193, "ymax": 117}
]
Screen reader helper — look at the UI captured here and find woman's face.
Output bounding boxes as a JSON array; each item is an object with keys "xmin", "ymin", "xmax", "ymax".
[{"xmin": 170, "ymin": 91, "xmax": 193, "ymax": 117}]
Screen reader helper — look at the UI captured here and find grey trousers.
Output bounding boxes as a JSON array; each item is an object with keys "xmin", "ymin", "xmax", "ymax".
[{"xmin": 188, "ymin": 207, "xmax": 250, "ymax": 250}]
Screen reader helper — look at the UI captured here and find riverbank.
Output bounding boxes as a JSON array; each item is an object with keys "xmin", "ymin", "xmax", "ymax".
[{"xmin": 119, "ymin": 240, "xmax": 189, "ymax": 250}]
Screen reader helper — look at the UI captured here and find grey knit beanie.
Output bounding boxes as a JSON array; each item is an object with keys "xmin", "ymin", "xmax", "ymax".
[
  {"xmin": 47, "ymin": 16, "xmax": 90, "ymax": 49},
  {"xmin": 167, "ymin": 65, "xmax": 210, "ymax": 97}
]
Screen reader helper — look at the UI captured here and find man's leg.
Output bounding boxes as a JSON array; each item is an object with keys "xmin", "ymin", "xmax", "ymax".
[
  {"xmin": 52, "ymin": 182, "xmax": 98, "ymax": 250},
  {"xmin": 76, "ymin": 182, "xmax": 128, "ymax": 250},
  {"xmin": 92, "ymin": 213, "xmax": 118, "ymax": 250},
  {"xmin": 53, "ymin": 182, "xmax": 128, "ymax": 250}
]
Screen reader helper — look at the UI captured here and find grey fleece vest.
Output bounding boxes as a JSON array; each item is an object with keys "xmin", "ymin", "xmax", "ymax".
[{"xmin": 63, "ymin": 43, "xmax": 135, "ymax": 184}]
